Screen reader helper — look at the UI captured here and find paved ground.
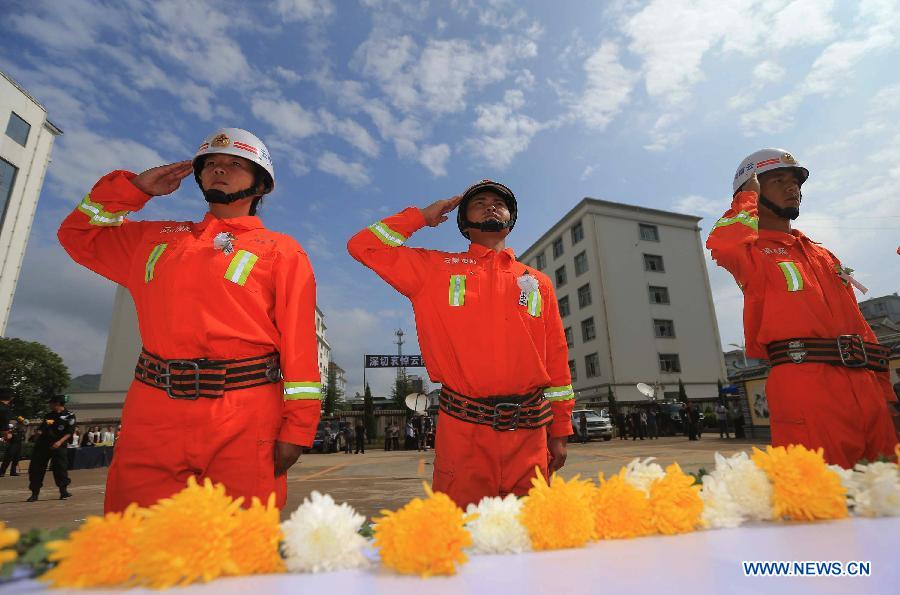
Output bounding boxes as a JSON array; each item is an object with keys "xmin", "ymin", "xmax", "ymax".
[{"xmin": 1, "ymin": 435, "xmax": 766, "ymax": 533}]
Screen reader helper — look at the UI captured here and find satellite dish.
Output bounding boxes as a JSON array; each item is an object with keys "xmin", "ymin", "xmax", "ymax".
[
  {"xmin": 636, "ymin": 383, "xmax": 656, "ymax": 399},
  {"xmin": 405, "ymin": 393, "xmax": 428, "ymax": 413}
]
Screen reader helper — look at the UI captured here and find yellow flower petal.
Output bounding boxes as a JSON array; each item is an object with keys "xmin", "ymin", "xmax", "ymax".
[
  {"xmin": 649, "ymin": 464, "xmax": 704, "ymax": 535},
  {"xmin": 594, "ymin": 470, "xmax": 655, "ymax": 539},
  {"xmin": 520, "ymin": 468, "xmax": 597, "ymax": 550},
  {"xmin": 752, "ymin": 444, "xmax": 848, "ymax": 521}
]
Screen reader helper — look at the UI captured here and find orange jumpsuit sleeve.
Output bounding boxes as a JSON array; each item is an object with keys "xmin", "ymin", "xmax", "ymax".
[
  {"xmin": 705, "ymin": 191, "xmax": 761, "ymax": 288},
  {"xmin": 540, "ymin": 278, "xmax": 575, "ymax": 438},
  {"xmin": 274, "ymin": 245, "xmax": 323, "ymax": 446},
  {"xmin": 57, "ymin": 170, "xmax": 154, "ymax": 287},
  {"xmin": 346, "ymin": 207, "xmax": 431, "ymax": 297}
]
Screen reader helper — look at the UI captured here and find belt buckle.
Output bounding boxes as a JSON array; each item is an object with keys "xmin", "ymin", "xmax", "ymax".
[
  {"xmin": 786, "ymin": 340, "xmax": 807, "ymax": 363},
  {"xmin": 492, "ymin": 403, "xmax": 521, "ymax": 431},
  {"xmin": 160, "ymin": 360, "xmax": 202, "ymax": 399},
  {"xmin": 837, "ymin": 334, "xmax": 867, "ymax": 368}
]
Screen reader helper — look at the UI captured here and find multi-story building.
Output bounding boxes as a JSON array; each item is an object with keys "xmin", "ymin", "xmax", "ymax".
[
  {"xmin": 0, "ymin": 71, "xmax": 63, "ymax": 335},
  {"xmin": 327, "ymin": 360, "xmax": 346, "ymax": 396},
  {"xmin": 315, "ymin": 306, "xmax": 331, "ymax": 384},
  {"xmin": 519, "ymin": 197, "xmax": 726, "ymax": 405}
]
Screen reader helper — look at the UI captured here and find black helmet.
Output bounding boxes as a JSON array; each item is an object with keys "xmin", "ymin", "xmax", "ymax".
[
  {"xmin": 456, "ymin": 179, "xmax": 518, "ymax": 240},
  {"xmin": 49, "ymin": 394, "xmax": 69, "ymax": 405}
]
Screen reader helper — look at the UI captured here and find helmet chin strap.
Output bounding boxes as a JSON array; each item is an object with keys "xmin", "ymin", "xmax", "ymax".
[
  {"xmin": 465, "ymin": 218, "xmax": 513, "ymax": 233},
  {"xmin": 759, "ymin": 193, "xmax": 800, "ymax": 221},
  {"xmin": 203, "ymin": 186, "xmax": 259, "ymax": 205}
]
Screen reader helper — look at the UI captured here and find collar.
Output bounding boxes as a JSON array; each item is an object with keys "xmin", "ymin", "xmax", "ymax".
[
  {"xmin": 194, "ymin": 212, "xmax": 265, "ymax": 233},
  {"xmin": 466, "ymin": 242, "xmax": 517, "ymax": 263},
  {"xmin": 758, "ymin": 228, "xmax": 811, "ymax": 246}
]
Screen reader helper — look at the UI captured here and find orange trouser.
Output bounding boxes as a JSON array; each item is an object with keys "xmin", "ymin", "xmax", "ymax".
[
  {"xmin": 767, "ymin": 363, "xmax": 898, "ymax": 468},
  {"xmin": 432, "ymin": 413, "xmax": 548, "ymax": 509},
  {"xmin": 104, "ymin": 380, "xmax": 286, "ymax": 513}
]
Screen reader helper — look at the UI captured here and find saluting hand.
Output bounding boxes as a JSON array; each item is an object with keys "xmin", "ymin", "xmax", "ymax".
[
  {"xmin": 420, "ymin": 195, "xmax": 464, "ymax": 227},
  {"xmin": 131, "ymin": 161, "xmax": 194, "ymax": 197},
  {"xmin": 743, "ymin": 172, "xmax": 760, "ymax": 195}
]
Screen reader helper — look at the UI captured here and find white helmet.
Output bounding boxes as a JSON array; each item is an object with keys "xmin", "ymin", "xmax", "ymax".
[
  {"xmin": 193, "ymin": 128, "xmax": 275, "ymax": 194},
  {"xmin": 732, "ymin": 148, "xmax": 808, "ymax": 193}
]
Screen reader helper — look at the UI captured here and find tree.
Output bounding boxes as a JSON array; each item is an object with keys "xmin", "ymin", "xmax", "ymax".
[
  {"xmin": 0, "ymin": 337, "xmax": 71, "ymax": 418},
  {"xmin": 716, "ymin": 379, "xmax": 725, "ymax": 406},
  {"xmin": 363, "ymin": 383, "xmax": 376, "ymax": 441},
  {"xmin": 606, "ymin": 385, "xmax": 617, "ymax": 419},
  {"xmin": 390, "ymin": 372, "xmax": 409, "ymax": 413},
  {"xmin": 322, "ymin": 362, "xmax": 343, "ymax": 416},
  {"xmin": 677, "ymin": 378, "xmax": 688, "ymax": 404}
]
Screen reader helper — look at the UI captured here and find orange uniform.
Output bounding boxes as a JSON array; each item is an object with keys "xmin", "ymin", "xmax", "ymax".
[
  {"xmin": 348, "ymin": 207, "xmax": 574, "ymax": 507},
  {"xmin": 58, "ymin": 171, "xmax": 321, "ymax": 511},
  {"xmin": 707, "ymin": 191, "xmax": 897, "ymax": 467}
]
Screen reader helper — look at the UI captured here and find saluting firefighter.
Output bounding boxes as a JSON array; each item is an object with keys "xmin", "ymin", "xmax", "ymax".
[
  {"xmin": 707, "ymin": 149, "xmax": 898, "ymax": 468},
  {"xmin": 348, "ymin": 180, "xmax": 575, "ymax": 508},
  {"xmin": 27, "ymin": 395, "xmax": 74, "ymax": 501},
  {"xmin": 58, "ymin": 128, "xmax": 322, "ymax": 512}
]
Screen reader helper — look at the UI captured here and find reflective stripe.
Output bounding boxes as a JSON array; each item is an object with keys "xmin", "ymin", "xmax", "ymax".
[
  {"xmin": 526, "ymin": 290, "xmax": 542, "ymax": 317},
  {"xmin": 544, "ymin": 385, "xmax": 575, "ymax": 401},
  {"xmin": 225, "ymin": 250, "xmax": 259, "ymax": 286},
  {"xmin": 713, "ymin": 210, "xmax": 758, "ymax": 231},
  {"xmin": 144, "ymin": 243, "xmax": 168, "ymax": 283},
  {"xmin": 284, "ymin": 381, "xmax": 323, "ymax": 401},
  {"xmin": 777, "ymin": 261, "xmax": 803, "ymax": 292},
  {"xmin": 449, "ymin": 275, "xmax": 466, "ymax": 306},
  {"xmin": 76, "ymin": 194, "xmax": 130, "ymax": 227},
  {"xmin": 368, "ymin": 221, "xmax": 407, "ymax": 247}
]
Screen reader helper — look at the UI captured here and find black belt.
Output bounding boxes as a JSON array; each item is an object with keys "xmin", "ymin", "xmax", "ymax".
[
  {"xmin": 135, "ymin": 349, "xmax": 281, "ymax": 399},
  {"xmin": 438, "ymin": 386, "xmax": 552, "ymax": 431},
  {"xmin": 766, "ymin": 335, "xmax": 890, "ymax": 373}
]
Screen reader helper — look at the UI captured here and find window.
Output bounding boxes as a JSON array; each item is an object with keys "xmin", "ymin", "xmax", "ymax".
[
  {"xmin": 552, "ymin": 237, "xmax": 564, "ymax": 258},
  {"xmin": 639, "ymin": 223, "xmax": 659, "ymax": 242},
  {"xmin": 535, "ymin": 252, "xmax": 546, "ymax": 271},
  {"xmin": 653, "ymin": 319, "xmax": 675, "ymax": 338},
  {"xmin": 558, "ymin": 296, "xmax": 570, "ymax": 317},
  {"xmin": 569, "ymin": 359, "xmax": 577, "ymax": 381},
  {"xmin": 658, "ymin": 353, "xmax": 681, "ymax": 373},
  {"xmin": 643, "ymin": 254, "xmax": 665, "ymax": 272},
  {"xmin": 564, "ymin": 326, "xmax": 574, "ymax": 347},
  {"xmin": 649, "ymin": 285, "xmax": 670, "ymax": 304},
  {"xmin": 577, "ymin": 283, "xmax": 592, "ymax": 308},
  {"xmin": 574, "ymin": 251, "xmax": 588, "ymax": 276},
  {"xmin": 571, "ymin": 221, "xmax": 584, "ymax": 244},
  {"xmin": 0, "ymin": 158, "xmax": 18, "ymax": 228},
  {"xmin": 5, "ymin": 112, "xmax": 31, "ymax": 147},
  {"xmin": 555, "ymin": 265, "xmax": 567, "ymax": 287},
  {"xmin": 585, "ymin": 353, "xmax": 600, "ymax": 378},
  {"xmin": 581, "ymin": 317, "xmax": 596, "ymax": 342}
]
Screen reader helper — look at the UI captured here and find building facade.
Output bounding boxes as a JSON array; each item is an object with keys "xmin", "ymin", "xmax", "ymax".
[
  {"xmin": 519, "ymin": 197, "xmax": 726, "ymax": 405},
  {"xmin": 0, "ymin": 71, "xmax": 63, "ymax": 335}
]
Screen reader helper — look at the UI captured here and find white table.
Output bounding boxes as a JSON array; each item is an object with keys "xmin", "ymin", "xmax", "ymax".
[{"xmin": 4, "ymin": 517, "xmax": 897, "ymax": 594}]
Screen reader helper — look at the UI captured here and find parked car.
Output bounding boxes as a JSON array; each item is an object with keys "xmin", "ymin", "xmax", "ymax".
[
  {"xmin": 570, "ymin": 409, "xmax": 613, "ymax": 441},
  {"xmin": 312, "ymin": 420, "xmax": 339, "ymax": 453}
]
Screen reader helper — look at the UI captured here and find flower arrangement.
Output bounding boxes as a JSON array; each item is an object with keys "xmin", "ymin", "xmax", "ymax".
[{"xmin": 0, "ymin": 443, "xmax": 891, "ymax": 590}]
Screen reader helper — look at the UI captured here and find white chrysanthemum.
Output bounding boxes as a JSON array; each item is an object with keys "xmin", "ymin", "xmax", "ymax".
[
  {"xmin": 622, "ymin": 457, "xmax": 665, "ymax": 495},
  {"xmin": 850, "ymin": 462, "xmax": 900, "ymax": 517},
  {"xmin": 465, "ymin": 494, "xmax": 531, "ymax": 554},
  {"xmin": 704, "ymin": 452, "xmax": 774, "ymax": 523},
  {"xmin": 700, "ymin": 474, "xmax": 744, "ymax": 529},
  {"xmin": 828, "ymin": 464, "xmax": 858, "ymax": 509},
  {"xmin": 281, "ymin": 491, "xmax": 370, "ymax": 573}
]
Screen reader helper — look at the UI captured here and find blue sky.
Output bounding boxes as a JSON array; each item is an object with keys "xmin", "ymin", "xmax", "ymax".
[{"xmin": 1, "ymin": 0, "xmax": 898, "ymax": 397}]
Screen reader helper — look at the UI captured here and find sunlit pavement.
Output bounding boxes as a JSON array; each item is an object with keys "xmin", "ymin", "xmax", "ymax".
[{"xmin": 1, "ymin": 435, "xmax": 766, "ymax": 532}]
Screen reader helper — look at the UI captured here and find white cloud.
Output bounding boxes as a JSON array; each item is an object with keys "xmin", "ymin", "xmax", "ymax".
[
  {"xmin": 753, "ymin": 61, "xmax": 786, "ymax": 84},
  {"xmin": 419, "ymin": 144, "xmax": 451, "ymax": 177},
  {"xmin": 467, "ymin": 90, "xmax": 543, "ymax": 169},
  {"xmin": 572, "ymin": 41, "xmax": 638, "ymax": 131},
  {"xmin": 362, "ymin": 100, "xmax": 427, "ymax": 158},
  {"xmin": 273, "ymin": 66, "xmax": 303, "ymax": 83},
  {"xmin": 643, "ymin": 113, "xmax": 684, "ymax": 152},
  {"xmin": 317, "ymin": 152, "xmax": 371, "ymax": 187},
  {"xmin": 318, "ymin": 110, "xmax": 380, "ymax": 157},
  {"xmin": 671, "ymin": 194, "xmax": 720, "ymax": 217},
  {"xmin": 274, "ymin": 0, "xmax": 334, "ymax": 21},
  {"xmin": 251, "ymin": 96, "xmax": 321, "ymax": 138}
]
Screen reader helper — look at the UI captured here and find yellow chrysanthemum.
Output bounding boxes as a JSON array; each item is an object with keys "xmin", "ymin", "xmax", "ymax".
[
  {"xmin": 230, "ymin": 494, "xmax": 285, "ymax": 575},
  {"xmin": 752, "ymin": 445, "xmax": 848, "ymax": 521},
  {"xmin": 649, "ymin": 464, "xmax": 703, "ymax": 535},
  {"xmin": 520, "ymin": 469, "xmax": 597, "ymax": 550},
  {"xmin": 593, "ymin": 470, "xmax": 655, "ymax": 539},
  {"xmin": 131, "ymin": 476, "xmax": 244, "ymax": 588},
  {"xmin": 0, "ymin": 521, "xmax": 19, "ymax": 566},
  {"xmin": 41, "ymin": 504, "xmax": 143, "ymax": 588},
  {"xmin": 374, "ymin": 483, "xmax": 472, "ymax": 577}
]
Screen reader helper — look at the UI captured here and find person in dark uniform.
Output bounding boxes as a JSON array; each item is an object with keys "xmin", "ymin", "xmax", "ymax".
[
  {"xmin": 1, "ymin": 388, "xmax": 24, "ymax": 476},
  {"xmin": 27, "ymin": 395, "xmax": 75, "ymax": 501},
  {"xmin": 354, "ymin": 420, "xmax": 366, "ymax": 454}
]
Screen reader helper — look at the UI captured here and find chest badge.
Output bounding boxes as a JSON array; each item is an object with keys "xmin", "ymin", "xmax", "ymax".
[{"xmin": 214, "ymin": 232, "xmax": 236, "ymax": 255}]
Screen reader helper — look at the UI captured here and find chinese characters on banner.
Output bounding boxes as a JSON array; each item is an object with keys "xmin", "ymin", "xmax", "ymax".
[{"xmin": 364, "ymin": 355, "xmax": 425, "ymax": 368}]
